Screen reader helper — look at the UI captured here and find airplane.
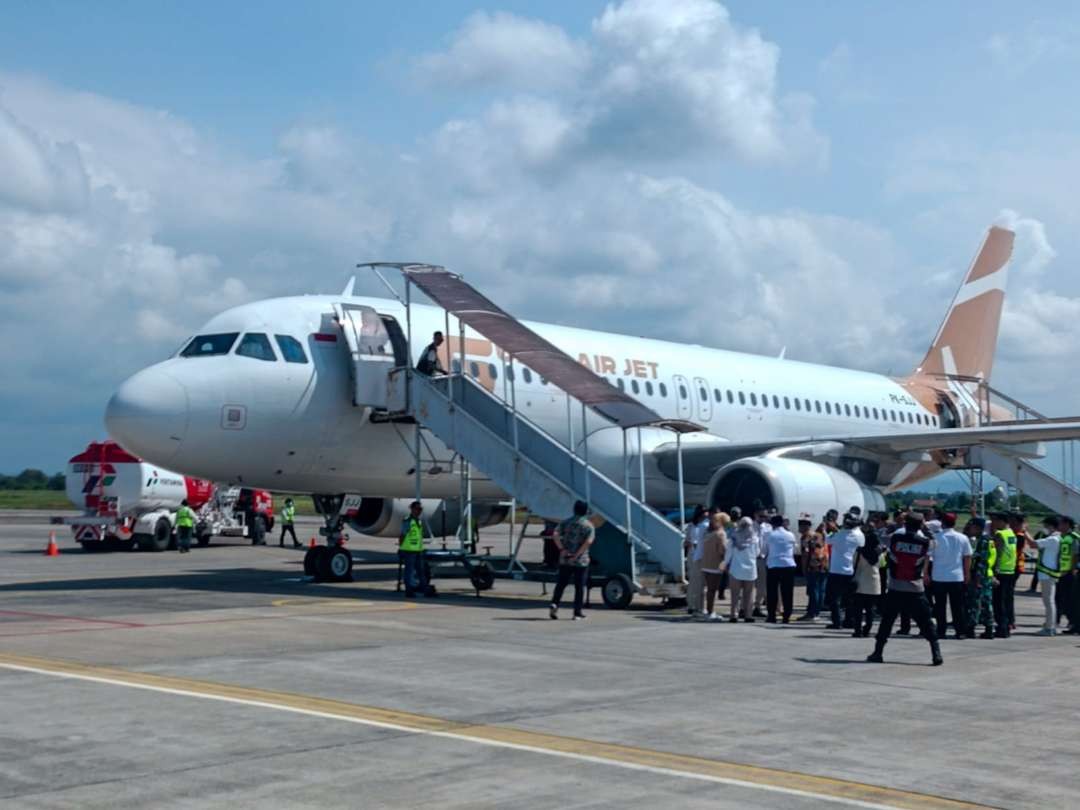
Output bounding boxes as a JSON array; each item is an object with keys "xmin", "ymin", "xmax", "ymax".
[{"xmin": 105, "ymin": 225, "xmax": 1080, "ymax": 544}]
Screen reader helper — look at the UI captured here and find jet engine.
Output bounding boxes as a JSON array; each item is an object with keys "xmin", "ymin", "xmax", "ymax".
[
  {"xmin": 346, "ymin": 497, "xmax": 509, "ymax": 538},
  {"xmin": 706, "ymin": 457, "xmax": 885, "ymax": 522}
]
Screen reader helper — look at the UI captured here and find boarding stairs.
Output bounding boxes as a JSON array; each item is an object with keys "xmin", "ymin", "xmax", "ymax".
[
  {"xmin": 398, "ymin": 370, "xmax": 686, "ymax": 593},
  {"xmin": 955, "ymin": 375, "xmax": 1080, "ymax": 516}
]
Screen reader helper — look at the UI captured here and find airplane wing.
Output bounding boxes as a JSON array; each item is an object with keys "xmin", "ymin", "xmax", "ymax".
[{"xmin": 654, "ymin": 419, "xmax": 1080, "ymax": 482}]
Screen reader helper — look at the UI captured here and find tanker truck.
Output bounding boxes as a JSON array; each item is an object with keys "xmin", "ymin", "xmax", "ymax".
[{"xmin": 53, "ymin": 440, "xmax": 274, "ymax": 551}]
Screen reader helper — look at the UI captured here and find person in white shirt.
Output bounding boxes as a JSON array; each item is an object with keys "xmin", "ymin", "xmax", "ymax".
[
  {"xmin": 1034, "ymin": 515, "xmax": 1062, "ymax": 635},
  {"xmin": 825, "ymin": 513, "xmax": 865, "ymax": 629},
  {"xmin": 764, "ymin": 514, "xmax": 798, "ymax": 623},
  {"xmin": 929, "ymin": 512, "xmax": 972, "ymax": 639},
  {"xmin": 683, "ymin": 506, "xmax": 708, "ymax": 616},
  {"xmin": 721, "ymin": 517, "xmax": 760, "ymax": 622},
  {"xmin": 751, "ymin": 508, "xmax": 771, "ymax": 617}
]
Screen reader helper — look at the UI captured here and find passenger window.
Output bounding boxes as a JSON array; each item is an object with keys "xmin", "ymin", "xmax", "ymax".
[
  {"xmin": 617, "ymin": 378, "xmax": 626, "ymax": 392},
  {"xmin": 815, "ymin": 401, "xmax": 822, "ymax": 413},
  {"xmin": 844, "ymin": 404, "xmax": 851, "ymax": 417},
  {"xmin": 522, "ymin": 368, "xmax": 533, "ymax": 384},
  {"xmin": 773, "ymin": 395, "xmax": 780, "ymax": 409},
  {"xmin": 274, "ymin": 335, "xmax": 308, "ymax": 364},
  {"xmin": 469, "ymin": 361, "xmax": 479, "ymax": 378},
  {"xmin": 890, "ymin": 410, "xmax": 897, "ymax": 421},
  {"xmin": 181, "ymin": 332, "xmax": 239, "ymax": 357},
  {"xmin": 804, "ymin": 399, "xmax": 811, "ymax": 412},
  {"xmin": 236, "ymin": 333, "xmax": 276, "ymax": 361},
  {"xmin": 678, "ymin": 384, "xmax": 688, "ymax": 399},
  {"xmin": 631, "ymin": 379, "xmax": 640, "ymax": 394},
  {"xmin": 714, "ymin": 388, "xmax": 722, "ymax": 402},
  {"xmin": 738, "ymin": 392, "xmax": 746, "ymax": 405},
  {"xmin": 834, "ymin": 402, "xmax": 841, "ymax": 415},
  {"xmin": 659, "ymin": 382, "xmax": 668, "ymax": 397},
  {"xmin": 489, "ymin": 363, "xmax": 498, "ymax": 380},
  {"xmin": 727, "ymin": 390, "xmax": 734, "ymax": 404},
  {"xmin": 794, "ymin": 398, "xmax": 801, "ymax": 411},
  {"xmin": 506, "ymin": 366, "xmax": 515, "ymax": 382},
  {"xmin": 783, "ymin": 397, "xmax": 790, "ymax": 410},
  {"xmin": 645, "ymin": 381, "xmax": 654, "ymax": 396},
  {"xmin": 825, "ymin": 402, "xmax": 832, "ymax": 415},
  {"xmin": 699, "ymin": 386, "xmax": 708, "ymax": 401},
  {"xmin": 750, "ymin": 393, "xmax": 757, "ymax": 406}
]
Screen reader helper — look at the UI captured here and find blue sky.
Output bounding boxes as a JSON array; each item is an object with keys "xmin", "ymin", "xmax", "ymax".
[{"xmin": 3, "ymin": 0, "xmax": 1080, "ymax": 483}]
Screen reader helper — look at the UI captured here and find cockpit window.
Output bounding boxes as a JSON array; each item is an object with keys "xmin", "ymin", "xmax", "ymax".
[
  {"xmin": 236, "ymin": 333, "xmax": 277, "ymax": 362},
  {"xmin": 180, "ymin": 333, "xmax": 240, "ymax": 357},
  {"xmin": 275, "ymin": 335, "xmax": 308, "ymax": 364}
]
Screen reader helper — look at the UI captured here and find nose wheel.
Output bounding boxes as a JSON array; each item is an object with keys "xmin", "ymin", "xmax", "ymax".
[{"xmin": 305, "ymin": 494, "xmax": 354, "ymax": 582}]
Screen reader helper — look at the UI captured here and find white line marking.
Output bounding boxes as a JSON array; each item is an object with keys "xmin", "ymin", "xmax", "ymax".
[{"xmin": 0, "ymin": 661, "xmax": 906, "ymax": 809}]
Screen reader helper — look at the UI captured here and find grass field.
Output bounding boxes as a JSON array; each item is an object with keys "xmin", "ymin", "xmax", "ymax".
[{"xmin": 0, "ymin": 490, "xmax": 75, "ymax": 510}]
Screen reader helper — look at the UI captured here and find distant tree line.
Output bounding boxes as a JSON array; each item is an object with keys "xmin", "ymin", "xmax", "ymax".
[
  {"xmin": 888, "ymin": 489, "xmax": 1052, "ymax": 516},
  {"xmin": 0, "ymin": 470, "xmax": 65, "ymax": 491}
]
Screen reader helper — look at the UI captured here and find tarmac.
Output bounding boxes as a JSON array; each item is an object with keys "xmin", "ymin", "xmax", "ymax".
[{"xmin": 0, "ymin": 513, "xmax": 1077, "ymax": 809}]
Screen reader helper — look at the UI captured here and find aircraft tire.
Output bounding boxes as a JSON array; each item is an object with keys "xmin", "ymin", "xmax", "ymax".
[
  {"xmin": 601, "ymin": 574, "xmax": 634, "ymax": 610},
  {"xmin": 469, "ymin": 565, "xmax": 495, "ymax": 592},
  {"xmin": 304, "ymin": 546, "xmax": 327, "ymax": 578},
  {"xmin": 322, "ymin": 547, "xmax": 353, "ymax": 582}
]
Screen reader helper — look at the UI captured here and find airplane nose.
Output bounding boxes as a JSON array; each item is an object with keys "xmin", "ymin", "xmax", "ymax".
[{"xmin": 104, "ymin": 366, "xmax": 189, "ymax": 465}]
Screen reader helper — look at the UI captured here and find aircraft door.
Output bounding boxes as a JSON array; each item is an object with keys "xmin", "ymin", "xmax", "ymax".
[
  {"xmin": 334, "ymin": 303, "xmax": 395, "ymax": 408},
  {"xmin": 672, "ymin": 374, "xmax": 692, "ymax": 420},
  {"xmin": 693, "ymin": 377, "xmax": 712, "ymax": 422}
]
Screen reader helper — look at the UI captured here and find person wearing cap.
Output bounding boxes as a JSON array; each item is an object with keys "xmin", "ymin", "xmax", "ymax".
[
  {"xmin": 930, "ymin": 512, "xmax": 971, "ymax": 639},
  {"xmin": 989, "ymin": 511, "xmax": 1019, "ymax": 638},
  {"xmin": 399, "ymin": 501, "xmax": 429, "ymax": 598},
  {"xmin": 824, "ymin": 511, "xmax": 865, "ymax": 629},
  {"xmin": 279, "ymin": 497, "xmax": 302, "ymax": 548},
  {"xmin": 798, "ymin": 514, "xmax": 828, "ymax": 620},
  {"xmin": 964, "ymin": 517, "xmax": 996, "ymax": 639},
  {"xmin": 867, "ymin": 513, "xmax": 943, "ymax": 666}
]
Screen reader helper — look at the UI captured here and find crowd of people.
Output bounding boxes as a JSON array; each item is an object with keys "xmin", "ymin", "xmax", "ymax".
[{"xmin": 681, "ymin": 503, "xmax": 1080, "ymax": 666}]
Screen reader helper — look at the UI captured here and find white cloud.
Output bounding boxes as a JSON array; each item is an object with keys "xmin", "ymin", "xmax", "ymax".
[
  {"xmin": 984, "ymin": 24, "xmax": 1071, "ymax": 75},
  {"xmin": 0, "ymin": 105, "xmax": 88, "ymax": 212},
  {"xmin": 415, "ymin": 11, "xmax": 590, "ymax": 92}
]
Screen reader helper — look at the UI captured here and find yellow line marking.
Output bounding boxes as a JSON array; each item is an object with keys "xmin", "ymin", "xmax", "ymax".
[{"xmin": 0, "ymin": 653, "xmax": 995, "ymax": 810}]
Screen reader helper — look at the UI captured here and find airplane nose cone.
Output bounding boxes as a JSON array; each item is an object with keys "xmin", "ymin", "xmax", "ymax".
[{"xmin": 105, "ymin": 366, "xmax": 189, "ymax": 465}]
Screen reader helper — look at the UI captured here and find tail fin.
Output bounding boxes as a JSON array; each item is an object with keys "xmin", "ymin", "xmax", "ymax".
[{"xmin": 913, "ymin": 225, "xmax": 1014, "ymax": 383}]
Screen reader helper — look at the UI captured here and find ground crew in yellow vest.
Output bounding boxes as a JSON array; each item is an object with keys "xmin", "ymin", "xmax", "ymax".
[
  {"xmin": 175, "ymin": 499, "xmax": 195, "ymax": 554},
  {"xmin": 991, "ymin": 511, "xmax": 1018, "ymax": 638},
  {"xmin": 279, "ymin": 497, "xmax": 301, "ymax": 548},
  {"xmin": 1056, "ymin": 517, "xmax": 1077, "ymax": 630},
  {"xmin": 399, "ymin": 500, "xmax": 431, "ymax": 597}
]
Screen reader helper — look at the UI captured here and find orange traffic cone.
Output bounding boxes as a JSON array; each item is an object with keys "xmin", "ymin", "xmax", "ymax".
[
  {"xmin": 309, "ymin": 537, "xmax": 317, "ymax": 548},
  {"xmin": 45, "ymin": 531, "xmax": 60, "ymax": 557}
]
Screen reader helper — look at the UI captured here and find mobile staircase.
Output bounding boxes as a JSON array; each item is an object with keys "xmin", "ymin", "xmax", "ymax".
[{"xmin": 355, "ymin": 262, "xmax": 702, "ymax": 608}]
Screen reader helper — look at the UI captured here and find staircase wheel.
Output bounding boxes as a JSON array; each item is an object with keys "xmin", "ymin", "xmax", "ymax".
[
  {"xmin": 469, "ymin": 564, "xmax": 495, "ymax": 592},
  {"xmin": 602, "ymin": 574, "xmax": 634, "ymax": 610}
]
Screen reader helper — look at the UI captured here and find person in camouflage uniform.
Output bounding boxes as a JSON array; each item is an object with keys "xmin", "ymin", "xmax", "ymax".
[{"xmin": 965, "ymin": 517, "xmax": 995, "ymax": 639}]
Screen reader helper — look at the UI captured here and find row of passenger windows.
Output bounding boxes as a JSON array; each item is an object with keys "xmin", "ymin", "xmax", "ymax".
[
  {"xmin": 605, "ymin": 377, "xmax": 937, "ymax": 426},
  {"xmin": 180, "ymin": 332, "xmax": 309, "ymax": 364}
]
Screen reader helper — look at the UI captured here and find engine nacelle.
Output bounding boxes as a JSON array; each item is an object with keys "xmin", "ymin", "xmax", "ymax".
[
  {"xmin": 346, "ymin": 497, "xmax": 509, "ymax": 538},
  {"xmin": 707, "ymin": 457, "xmax": 885, "ymax": 523}
]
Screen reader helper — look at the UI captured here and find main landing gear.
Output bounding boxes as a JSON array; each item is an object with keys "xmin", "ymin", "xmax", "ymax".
[{"xmin": 303, "ymin": 494, "xmax": 354, "ymax": 583}]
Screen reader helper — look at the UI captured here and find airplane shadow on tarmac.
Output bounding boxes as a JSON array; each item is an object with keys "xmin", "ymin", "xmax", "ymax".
[{"xmin": 0, "ymin": 558, "xmax": 563, "ymax": 612}]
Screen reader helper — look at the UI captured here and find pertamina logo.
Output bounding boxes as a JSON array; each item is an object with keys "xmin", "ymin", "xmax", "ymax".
[{"xmin": 82, "ymin": 464, "xmax": 117, "ymax": 493}]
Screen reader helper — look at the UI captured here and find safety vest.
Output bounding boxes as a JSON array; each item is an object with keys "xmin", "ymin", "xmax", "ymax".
[
  {"xmin": 994, "ymin": 528, "xmax": 1017, "ymax": 575},
  {"xmin": 283, "ymin": 504, "xmax": 295, "ymax": 524},
  {"xmin": 1060, "ymin": 532, "xmax": 1077, "ymax": 575},
  {"xmin": 1037, "ymin": 536, "xmax": 1062, "ymax": 580},
  {"xmin": 400, "ymin": 518, "xmax": 424, "ymax": 553},
  {"xmin": 985, "ymin": 536, "xmax": 997, "ymax": 576},
  {"xmin": 175, "ymin": 505, "xmax": 195, "ymax": 528}
]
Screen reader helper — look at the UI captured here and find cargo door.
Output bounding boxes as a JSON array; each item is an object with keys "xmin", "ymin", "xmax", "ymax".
[
  {"xmin": 693, "ymin": 377, "xmax": 712, "ymax": 422},
  {"xmin": 334, "ymin": 303, "xmax": 395, "ymax": 407},
  {"xmin": 672, "ymin": 374, "xmax": 692, "ymax": 420}
]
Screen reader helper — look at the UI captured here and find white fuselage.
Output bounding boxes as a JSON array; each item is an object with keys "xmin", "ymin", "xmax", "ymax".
[{"xmin": 105, "ymin": 294, "xmax": 940, "ymax": 506}]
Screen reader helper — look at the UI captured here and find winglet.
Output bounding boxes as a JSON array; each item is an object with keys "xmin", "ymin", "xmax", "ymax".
[{"xmin": 342, "ymin": 276, "xmax": 356, "ymax": 297}]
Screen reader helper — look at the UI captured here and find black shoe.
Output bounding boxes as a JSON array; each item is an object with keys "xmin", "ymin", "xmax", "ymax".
[
  {"xmin": 932, "ymin": 652, "xmax": 944, "ymax": 666},
  {"xmin": 851, "ymin": 630, "xmax": 863, "ymax": 638},
  {"xmin": 744, "ymin": 617, "xmax": 755, "ymax": 623},
  {"xmin": 866, "ymin": 652, "xmax": 884, "ymax": 663},
  {"xmin": 996, "ymin": 627, "xmax": 1010, "ymax": 638},
  {"xmin": 405, "ymin": 591, "xmax": 417, "ymax": 598},
  {"xmin": 293, "ymin": 542, "xmax": 303, "ymax": 548},
  {"xmin": 572, "ymin": 614, "xmax": 586, "ymax": 621},
  {"xmin": 825, "ymin": 623, "xmax": 841, "ymax": 629},
  {"xmin": 862, "ymin": 626, "xmax": 873, "ymax": 637},
  {"xmin": 782, "ymin": 617, "xmax": 790, "ymax": 625},
  {"xmin": 549, "ymin": 604, "xmax": 558, "ymax": 620},
  {"xmin": 979, "ymin": 629, "xmax": 994, "ymax": 639},
  {"xmin": 766, "ymin": 617, "xmax": 777, "ymax": 624},
  {"xmin": 897, "ymin": 628, "xmax": 910, "ymax": 636},
  {"xmin": 752, "ymin": 608, "xmax": 764, "ymax": 618}
]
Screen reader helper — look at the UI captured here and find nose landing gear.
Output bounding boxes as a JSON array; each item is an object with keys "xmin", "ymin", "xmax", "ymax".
[{"xmin": 303, "ymin": 494, "xmax": 354, "ymax": 582}]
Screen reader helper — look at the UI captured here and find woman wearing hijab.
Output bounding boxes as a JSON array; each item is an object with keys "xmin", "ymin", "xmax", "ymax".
[
  {"xmin": 721, "ymin": 517, "xmax": 760, "ymax": 622},
  {"xmin": 699, "ymin": 511, "xmax": 730, "ymax": 621},
  {"xmin": 851, "ymin": 531, "xmax": 882, "ymax": 637}
]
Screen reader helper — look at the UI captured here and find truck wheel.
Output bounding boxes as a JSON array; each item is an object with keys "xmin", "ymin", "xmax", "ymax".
[
  {"xmin": 321, "ymin": 547, "xmax": 353, "ymax": 582},
  {"xmin": 151, "ymin": 517, "xmax": 172, "ymax": 552},
  {"xmin": 304, "ymin": 546, "xmax": 327, "ymax": 578},
  {"xmin": 251, "ymin": 514, "xmax": 267, "ymax": 545},
  {"xmin": 115, "ymin": 537, "xmax": 136, "ymax": 552},
  {"xmin": 601, "ymin": 574, "xmax": 634, "ymax": 610}
]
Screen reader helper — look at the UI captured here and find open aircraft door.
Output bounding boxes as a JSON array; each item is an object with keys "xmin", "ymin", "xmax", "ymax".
[{"xmin": 334, "ymin": 303, "xmax": 395, "ymax": 408}]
